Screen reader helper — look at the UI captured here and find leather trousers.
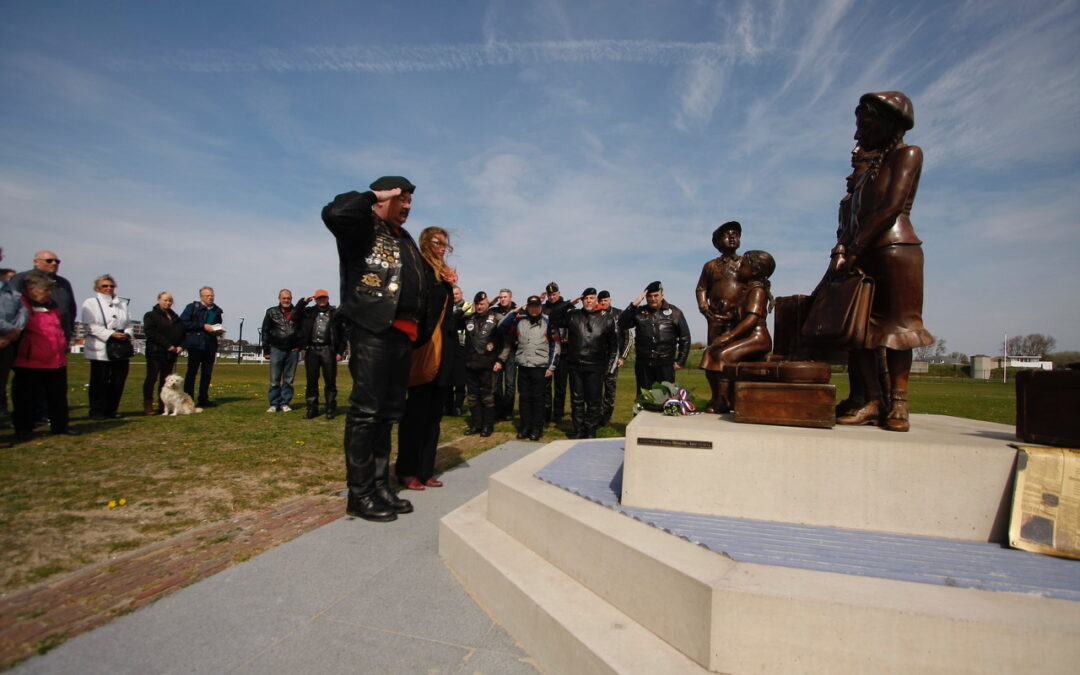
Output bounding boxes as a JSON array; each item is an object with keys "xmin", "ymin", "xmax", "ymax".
[
  {"xmin": 304, "ymin": 346, "xmax": 338, "ymax": 415},
  {"xmin": 343, "ymin": 325, "xmax": 412, "ymax": 499}
]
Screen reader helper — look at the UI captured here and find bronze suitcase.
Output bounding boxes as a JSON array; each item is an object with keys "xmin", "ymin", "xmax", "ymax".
[
  {"xmin": 722, "ymin": 360, "xmax": 832, "ymax": 384},
  {"xmin": 734, "ymin": 381, "xmax": 836, "ymax": 429},
  {"xmin": 1016, "ymin": 370, "xmax": 1080, "ymax": 447},
  {"xmin": 772, "ymin": 294, "xmax": 812, "ymax": 359}
]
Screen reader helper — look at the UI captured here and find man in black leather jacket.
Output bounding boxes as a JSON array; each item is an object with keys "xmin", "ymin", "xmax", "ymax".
[
  {"xmin": 297, "ymin": 290, "xmax": 346, "ymax": 420},
  {"xmin": 549, "ymin": 287, "xmax": 618, "ymax": 438},
  {"xmin": 540, "ymin": 281, "xmax": 570, "ymax": 423},
  {"xmin": 261, "ymin": 289, "xmax": 304, "ymax": 413},
  {"xmin": 618, "ymin": 281, "xmax": 691, "ymax": 393},
  {"xmin": 459, "ymin": 291, "xmax": 505, "ymax": 437},
  {"xmin": 322, "ymin": 176, "xmax": 431, "ymax": 523},
  {"xmin": 596, "ymin": 290, "xmax": 631, "ymax": 427}
]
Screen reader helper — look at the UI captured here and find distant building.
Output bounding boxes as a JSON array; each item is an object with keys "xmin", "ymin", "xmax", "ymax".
[{"xmin": 970, "ymin": 354, "xmax": 1052, "ymax": 379}]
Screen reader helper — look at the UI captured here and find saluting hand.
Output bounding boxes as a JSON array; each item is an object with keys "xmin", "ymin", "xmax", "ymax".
[{"xmin": 372, "ymin": 187, "xmax": 402, "ymax": 202}]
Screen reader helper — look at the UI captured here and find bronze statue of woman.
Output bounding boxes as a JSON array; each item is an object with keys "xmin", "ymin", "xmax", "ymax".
[{"xmin": 833, "ymin": 91, "xmax": 933, "ymax": 432}]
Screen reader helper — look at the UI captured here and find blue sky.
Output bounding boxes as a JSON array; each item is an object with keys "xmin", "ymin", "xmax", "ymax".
[{"xmin": 2, "ymin": 0, "xmax": 1078, "ymax": 356}]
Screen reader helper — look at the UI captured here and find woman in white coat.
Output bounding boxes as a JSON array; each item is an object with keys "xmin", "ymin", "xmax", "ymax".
[{"xmin": 82, "ymin": 274, "xmax": 132, "ymax": 419}]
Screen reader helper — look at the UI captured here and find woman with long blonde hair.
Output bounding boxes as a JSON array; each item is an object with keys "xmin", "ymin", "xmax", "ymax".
[{"xmin": 396, "ymin": 227, "xmax": 458, "ymax": 490}]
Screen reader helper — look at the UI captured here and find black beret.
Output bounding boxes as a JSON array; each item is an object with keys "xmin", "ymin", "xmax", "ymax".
[
  {"xmin": 369, "ymin": 176, "xmax": 416, "ymax": 193},
  {"xmin": 645, "ymin": 281, "xmax": 663, "ymax": 293},
  {"xmin": 526, "ymin": 295, "xmax": 542, "ymax": 306},
  {"xmin": 597, "ymin": 290, "xmax": 610, "ymax": 300},
  {"xmin": 581, "ymin": 287, "xmax": 597, "ymax": 297},
  {"xmin": 545, "ymin": 281, "xmax": 559, "ymax": 293},
  {"xmin": 474, "ymin": 291, "xmax": 488, "ymax": 304}
]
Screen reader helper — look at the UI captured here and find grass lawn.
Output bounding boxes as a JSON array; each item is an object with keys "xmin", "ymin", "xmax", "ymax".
[{"xmin": 0, "ymin": 353, "xmax": 1017, "ymax": 592}]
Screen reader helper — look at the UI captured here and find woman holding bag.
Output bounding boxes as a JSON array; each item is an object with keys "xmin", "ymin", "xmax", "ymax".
[
  {"xmin": 82, "ymin": 274, "xmax": 132, "ymax": 420},
  {"xmin": 396, "ymin": 227, "xmax": 457, "ymax": 490},
  {"xmin": 832, "ymin": 92, "xmax": 933, "ymax": 432}
]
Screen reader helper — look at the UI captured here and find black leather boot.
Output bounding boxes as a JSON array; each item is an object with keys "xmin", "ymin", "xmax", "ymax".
[
  {"xmin": 464, "ymin": 404, "xmax": 482, "ymax": 434},
  {"xmin": 480, "ymin": 406, "xmax": 494, "ymax": 437},
  {"xmin": 375, "ymin": 487, "xmax": 413, "ymax": 514},
  {"xmin": 346, "ymin": 495, "xmax": 397, "ymax": 522}
]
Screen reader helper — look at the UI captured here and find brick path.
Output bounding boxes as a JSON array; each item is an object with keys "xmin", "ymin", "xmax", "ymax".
[{"xmin": 0, "ymin": 492, "xmax": 345, "ymax": 670}]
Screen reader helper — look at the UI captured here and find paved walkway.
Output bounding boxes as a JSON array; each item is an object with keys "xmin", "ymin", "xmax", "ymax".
[{"xmin": 9, "ymin": 441, "xmax": 542, "ymax": 674}]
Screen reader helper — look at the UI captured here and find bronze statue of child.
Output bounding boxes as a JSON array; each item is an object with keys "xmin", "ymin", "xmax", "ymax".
[
  {"xmin": 696, "ymin": 221, "xmax": 744, "ymax": 341},
  {"xmin": 701, "ymin": 250, "xmax": 776, "ymax": 412}
]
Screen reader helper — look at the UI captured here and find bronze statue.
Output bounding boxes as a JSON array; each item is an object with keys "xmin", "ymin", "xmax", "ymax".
[
  {"xmin": 831, "ymin": 91, "xmax": 933, "ymax": 432},
  {"xmin": 700, "ymin": 250, "xmax": 776, "ymax": 412},
  {"xmin": 697, "ymin": 221, "xmax": 744, "ymax": 410}
]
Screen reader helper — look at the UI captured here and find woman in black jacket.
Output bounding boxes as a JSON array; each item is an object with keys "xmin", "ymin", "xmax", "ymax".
[
  {"xmin": 396, "ymin": 227, "xmax": 458, "ymax": 490},
  {"xmin": 143, "ymin": 292, "xmax": 186, "ymax": 414}
]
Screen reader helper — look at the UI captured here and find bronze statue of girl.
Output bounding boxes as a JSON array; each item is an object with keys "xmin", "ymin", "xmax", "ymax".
[{"xmin": 832, "ymin": 91, "xmax": 933, "ymax": 432}]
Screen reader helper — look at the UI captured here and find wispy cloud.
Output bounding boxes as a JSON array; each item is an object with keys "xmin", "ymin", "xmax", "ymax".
[
  {"xmin": 108, "ymin": 40, "xmax": 753, "ymax": 74},
  {"xmin": 917, "ymin": 2, "xmax": 1080, "ymax": 168}
]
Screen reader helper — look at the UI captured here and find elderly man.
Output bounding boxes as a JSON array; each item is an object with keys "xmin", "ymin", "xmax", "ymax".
[
  {"xmin": 619, "ymin": 281, "xmax": 691, "ymax": 393},
  {"xmin": 180, "ymin": 286, "xmax": 224, "ymax": 407},
  {"xmin": 9, "ymin": 250, "xmax": 77, "ymax": 340},
  {"xmin": 489, "ymin": 288, "xmax": 517, "ymax": 420},
  {"xmin": 322, "ymin": 176, "xmax": 432, "ymax": 522},
  {"xmin": 550, "ymin": 287, "xmax": 618, "ymax": 439},
  {"xmin": 596, "ymin": 290, "xmax": 630, "ymax": 427},
  {"xmin": 297, "ymin": 290, "xmax": 345, "ymax": 419},
  {"xmin": 261, "ymin": 289, "xmax": 305, "ymax": 413},
  {"xmin": 540, "ymin": 281, "xmax": 570, "ymax": 423}
]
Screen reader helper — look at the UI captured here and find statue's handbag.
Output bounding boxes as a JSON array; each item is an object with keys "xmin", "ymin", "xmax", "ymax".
[{"xmin": 800, "ymin": 270, "xmax": 874, "ymax": 348}]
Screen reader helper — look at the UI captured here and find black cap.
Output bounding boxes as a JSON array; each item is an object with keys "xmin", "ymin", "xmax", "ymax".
[
  {"xmin": 645, "ymin": 281, "xmax": 662, "ymax": 293},
  {"xmin": 581, "ymin": 287, "xmax": 597, "ymax": 297},
  {"xmin": 526, "ymin": 295, "xmax": 542, "ymax": 306},
  {"xmin": 545, "ymin": 281, "xmax": 559, "ymax": 293},
  {"xmin": 715, "ymin": 220, "xmax": 741, "ymax": 235},
  {"xmin": 474, "ymin": 291, "xmax": 488, "ymax": 304},
  {"xmin": 369, "ymin": 176, "xmax": 416, "ymax": 193},
  {"xmin": 597, "ymin": 290, "xmax": 610, "ymax": 300}
]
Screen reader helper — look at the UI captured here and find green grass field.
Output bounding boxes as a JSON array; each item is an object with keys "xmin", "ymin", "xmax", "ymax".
[{"xmin": 0, "ymin": 353, "xmax": 1016, "ymax": 591}]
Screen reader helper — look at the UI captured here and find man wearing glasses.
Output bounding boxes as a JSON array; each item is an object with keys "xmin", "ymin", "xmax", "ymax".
[
  {"xmin": 180, "ymin": 286, "xmax": 224, "ymax": 408},
  {"xmin": 9, "ymin": 251, "xmax": 77, "ymax": 340},
  {"xmin": 322, "ymin": 176, "xmax": 432, "ymax": 523}
]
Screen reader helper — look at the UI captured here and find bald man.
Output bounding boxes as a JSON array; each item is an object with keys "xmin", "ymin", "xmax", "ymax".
[{"xmin": 9, "ymin": 250, "xmax": 77, "ymax": 340}]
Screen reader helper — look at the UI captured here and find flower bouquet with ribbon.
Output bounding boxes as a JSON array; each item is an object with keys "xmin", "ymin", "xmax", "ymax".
[{"xmin": 632, "ymin": 381, "xmax": 704, "ymax": 416}]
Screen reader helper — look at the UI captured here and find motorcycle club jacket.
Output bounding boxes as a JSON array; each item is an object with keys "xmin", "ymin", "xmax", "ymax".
[
  {"xmin": 618, "ymin": 300, "xmax": 691, "ymax": 365},
  {"xmin": 262, "ymin": 300, "xmax": 306, "ymax": 355},
  {"xmin": 321, "ymin": 190, "xmax": 431, "ymax": 340},
  {"xmin": 298, "ymin": 303, "xmax": 346, "ymax": 355},
  {"xmin": 460, "ymin": 309, "xmax": 505, "ymax": 370},
  {"xmin": 550, "ymin": 304, "xmax": 618, "ymax": 373}
]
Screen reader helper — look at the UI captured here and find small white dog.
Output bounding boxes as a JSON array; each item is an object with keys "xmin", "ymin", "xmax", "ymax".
[{"xmin": 160, "ymin": 373, "xmax": 203, "ymax": 416}]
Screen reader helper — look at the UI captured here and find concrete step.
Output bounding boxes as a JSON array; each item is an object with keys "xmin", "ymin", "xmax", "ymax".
[
  {"xmin": 439, "ymin": 492, "xmax": 706, "ymax": 675},
  {"xmin": 447, "ymin": 439, "xmax": 1080, "ymax": 673}
]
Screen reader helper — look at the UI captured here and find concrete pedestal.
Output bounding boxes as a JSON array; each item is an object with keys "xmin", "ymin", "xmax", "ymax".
[
  {"xmin": 622, "ymin": 412, "xmax": 1018, "ymax": 542},
  {"xmin": 440, "ymin": 431, "xmax": 1080, "ymax": 674}
]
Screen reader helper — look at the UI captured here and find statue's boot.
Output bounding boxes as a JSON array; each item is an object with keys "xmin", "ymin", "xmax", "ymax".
[
  {"xmin": 883, "ymin": 389, "xmax": 910, "ymax": 432},
  {"xmin": 835, "ymin": 396, "xmax": 866, "ymax": 417},
  {"xmin": 836, "ymin": 399, "xmax": 882, "ymax": 426},
  {"xmin": 704, "ymin": 371, "xmax": 730, "ymax": 413}
]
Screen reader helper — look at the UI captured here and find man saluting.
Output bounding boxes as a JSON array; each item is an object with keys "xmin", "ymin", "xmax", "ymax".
[{"xmin": 322, "ymin": 176, "xmax": 432, "ymax": 522}]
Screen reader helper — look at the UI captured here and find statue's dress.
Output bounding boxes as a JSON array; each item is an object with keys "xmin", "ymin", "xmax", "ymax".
[{"xmin": 851, "ymin": 150, "xmax": 933, "ymax": 351}]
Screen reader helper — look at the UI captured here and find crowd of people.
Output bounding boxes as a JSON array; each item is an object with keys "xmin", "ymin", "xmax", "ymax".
[
  {"xmin": 0, "ymin": 185, "xmax": 698, "ymax": 519},
  {"xmin": 0, "ymin": 248, "xmax": 233, "ymax": 446}
]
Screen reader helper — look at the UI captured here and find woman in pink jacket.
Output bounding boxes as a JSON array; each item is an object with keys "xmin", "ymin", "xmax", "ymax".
[{"xmin": 11, "ymin": 270, "xmax": 76, "ymax": 442}]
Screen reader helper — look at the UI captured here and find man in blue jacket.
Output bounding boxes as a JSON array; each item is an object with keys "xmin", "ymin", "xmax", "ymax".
[{"xmin": 180, "ymin": 286, "xmax": 224, "ymax": 407}]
